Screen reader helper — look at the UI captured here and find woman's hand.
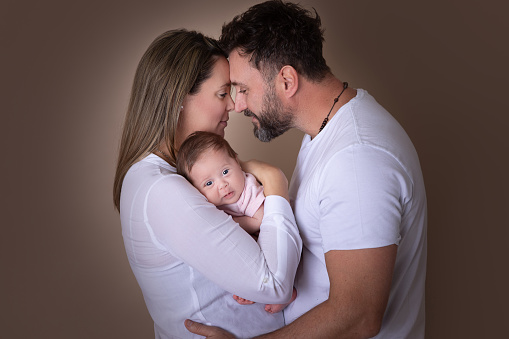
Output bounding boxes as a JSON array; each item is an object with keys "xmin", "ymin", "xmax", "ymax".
[{"xmin": 240, "ymin": 160, "xmax": 289, "ymax": 202}]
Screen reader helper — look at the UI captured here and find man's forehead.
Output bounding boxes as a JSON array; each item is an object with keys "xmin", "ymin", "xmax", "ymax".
[
  {"xmin": 228, "ymin": 51, "xmax": 260, "ymax": 85},
  {"xmin": 228, "ymin": 52, "xmax": 245, "ymax": 76},
  {"xmin": 228, "ymin": 49, "xmax": 248, "ymax": 64}
]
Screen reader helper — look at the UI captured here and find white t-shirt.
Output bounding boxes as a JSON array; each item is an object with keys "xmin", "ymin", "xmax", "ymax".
[
  {"xmin": 284, "ymin": 89, "xmax": 427, "ymax": 338},
  {"xmin": 120, "ymin": 154, "xmax": 302, "ymax": 338}
]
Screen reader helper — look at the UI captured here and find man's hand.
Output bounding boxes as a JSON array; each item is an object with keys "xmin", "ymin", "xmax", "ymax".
[
  {"xmin": 239, "ymin": 159, "xmax": 289, "ymax": 202},
  {"xmin": 184, "ymin": 320, "xmax": 236, "ymax": 338}
]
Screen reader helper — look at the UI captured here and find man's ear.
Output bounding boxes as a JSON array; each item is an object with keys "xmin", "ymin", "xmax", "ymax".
[{"xmin": 277, "ymin": 65, "xmax": 299, "ymax": 98}]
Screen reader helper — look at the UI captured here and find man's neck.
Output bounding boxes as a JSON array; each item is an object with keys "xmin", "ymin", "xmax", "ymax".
[{"xmin": 293, "ymin": 75, "xmax": 355, "ymax": 139}]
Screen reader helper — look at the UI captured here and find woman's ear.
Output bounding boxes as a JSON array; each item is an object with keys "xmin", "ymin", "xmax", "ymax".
[{"xmin": 277, "ymin": 65, "xmax": 299, "ymax": 98}]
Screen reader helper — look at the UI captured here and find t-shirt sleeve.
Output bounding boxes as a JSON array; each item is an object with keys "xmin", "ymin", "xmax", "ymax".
[
  {"xmin": 144, "ymin": 174, "xmax": 302, "ymax": 304},
  {"xmin": 318, "ymin": 145, "xmax": 411, "ymax": 252}
]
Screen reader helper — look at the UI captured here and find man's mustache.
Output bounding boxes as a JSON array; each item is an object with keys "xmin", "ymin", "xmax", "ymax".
[{"xmin": 243, "ymin": 109, "xmax": 257, "ymax": 119}]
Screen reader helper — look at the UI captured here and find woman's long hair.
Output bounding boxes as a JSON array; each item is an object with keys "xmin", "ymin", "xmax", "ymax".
[{"xmin": 113, "ymin": 29, "xmax": 226, "ymax": 211}]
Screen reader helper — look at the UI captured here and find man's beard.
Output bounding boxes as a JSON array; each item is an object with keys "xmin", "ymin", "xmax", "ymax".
[{"xmin": 244, "ymin": 89, "xmax": 293, "ymax": 142}]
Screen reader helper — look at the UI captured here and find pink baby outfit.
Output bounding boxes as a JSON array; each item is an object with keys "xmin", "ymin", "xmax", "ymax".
[{"xmin": 218, "ymin": 172, "xmax": 265, "ymax": 217}]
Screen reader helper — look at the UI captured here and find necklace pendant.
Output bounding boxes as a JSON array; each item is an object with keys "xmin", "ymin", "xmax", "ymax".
[
  {"xmin": 319, "ymin": 118, "xmax": 328, "ymax": 133},
  {"xmin": 318, "ymin": 82, "xmax": 348, "ymax": 134}
]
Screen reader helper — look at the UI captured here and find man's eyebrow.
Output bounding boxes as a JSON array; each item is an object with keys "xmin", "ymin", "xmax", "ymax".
[{"xmin": 231, "ymin": 81, "xmax": 245, "ymax": 87}]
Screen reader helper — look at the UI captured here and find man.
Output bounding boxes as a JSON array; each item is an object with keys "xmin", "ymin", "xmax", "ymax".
[{"xmin": 186, "ymin": 1, "xmax": 427, "ymax": 337}]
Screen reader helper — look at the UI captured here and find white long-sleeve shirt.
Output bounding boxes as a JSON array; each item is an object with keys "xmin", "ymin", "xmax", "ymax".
[{"xmin": 120, "ymin": 154, "xmax": 302, "ymax": 338}]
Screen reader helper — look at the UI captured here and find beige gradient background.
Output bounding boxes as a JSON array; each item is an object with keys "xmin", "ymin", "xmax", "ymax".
[{"xmin": 2, "ymin": 0, "xmax": 508, "ymax": 338}]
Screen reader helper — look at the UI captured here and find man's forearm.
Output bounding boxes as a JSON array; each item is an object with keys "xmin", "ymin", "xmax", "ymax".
[{"xmin": 256, "ymin": 299, "xmax": 378, "ymax": 339}]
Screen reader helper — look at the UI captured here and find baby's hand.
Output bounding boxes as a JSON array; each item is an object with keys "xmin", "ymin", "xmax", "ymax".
[{"xmin": 232, "ymin": 295, "xmax": 255, "ymax": 305}]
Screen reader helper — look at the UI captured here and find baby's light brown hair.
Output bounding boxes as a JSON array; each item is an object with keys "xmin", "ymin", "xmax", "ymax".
[{"xmin": 176, "ymin": 131, "xmax": 238, "ymax": 181}]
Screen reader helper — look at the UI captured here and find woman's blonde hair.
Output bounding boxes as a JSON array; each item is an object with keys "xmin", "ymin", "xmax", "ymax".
[{"xmin": 113, "ymin": 29, "xmax": 226, "ymax": 211}]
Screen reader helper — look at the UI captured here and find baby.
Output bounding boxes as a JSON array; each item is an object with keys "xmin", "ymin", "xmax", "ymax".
[{"xmin": 176, "ymin": 131, "xmax": 296, "ymax": 313}]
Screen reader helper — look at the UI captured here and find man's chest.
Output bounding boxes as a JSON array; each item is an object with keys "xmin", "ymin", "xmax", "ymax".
[{"xmin": 289, "ymin": 164, "xmax": 323, "ymax": 247}]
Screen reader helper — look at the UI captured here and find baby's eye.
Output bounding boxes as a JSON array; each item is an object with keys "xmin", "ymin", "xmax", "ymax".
[
  {"xmin": 222, "ymin": 169, "xmax": 229, "ymax": 175},
  {"xmin": 205, "ymin": 181, "xmax": 213, "ymax": 187}
]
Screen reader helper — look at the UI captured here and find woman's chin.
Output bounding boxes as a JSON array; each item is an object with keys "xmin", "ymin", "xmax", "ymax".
[{"xmin": 217, "ymin": 126, "xmax": 226, "ymax": 137}]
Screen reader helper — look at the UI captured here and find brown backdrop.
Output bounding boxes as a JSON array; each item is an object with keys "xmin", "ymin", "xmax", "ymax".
[{"xmin": 2, "ymin": 0, "xmax": 508, "ymax": 338}]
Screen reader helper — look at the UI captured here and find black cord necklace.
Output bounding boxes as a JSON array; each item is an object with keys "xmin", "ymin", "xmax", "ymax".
[{"xmin": 318, "ymin": 82, "xmax": 348, "ymax": 134}]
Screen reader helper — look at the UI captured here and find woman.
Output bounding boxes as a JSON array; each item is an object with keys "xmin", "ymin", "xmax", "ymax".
[{"xmin": 113, "ymin": 30, "xmax": 302, "ymax": 338}]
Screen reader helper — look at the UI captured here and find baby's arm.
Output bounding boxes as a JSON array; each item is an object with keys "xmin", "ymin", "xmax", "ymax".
[{"xmin": 232, "ymin": 203, "xmax": 264, "ymax": 235}]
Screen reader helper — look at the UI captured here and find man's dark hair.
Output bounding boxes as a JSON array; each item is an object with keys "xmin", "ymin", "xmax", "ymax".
[{"xmin": 220, "ymin": 0, "xmax": 330, "ymax": 82}]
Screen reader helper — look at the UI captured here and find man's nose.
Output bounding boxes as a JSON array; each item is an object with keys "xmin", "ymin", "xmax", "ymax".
[{"xmin": 234, "ymin": 96, "xmax": 247, "ymax": 113}]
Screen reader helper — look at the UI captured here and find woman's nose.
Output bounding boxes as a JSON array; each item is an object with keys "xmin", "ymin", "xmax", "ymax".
[{"xmin": 226, "ymin": 93, "xmax": 235, "ymax": 111}]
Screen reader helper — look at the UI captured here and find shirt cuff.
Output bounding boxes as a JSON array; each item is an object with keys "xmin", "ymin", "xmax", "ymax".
[{"xmin": 263, "ymin": 195, "xmax": 293, "ymax": 218}]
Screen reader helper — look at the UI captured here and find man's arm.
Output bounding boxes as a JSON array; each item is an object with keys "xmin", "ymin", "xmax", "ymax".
[
  {"xmin": 185, "ymin": 244, "xmax": 396, "ymax": 338},
  {"xmin": 258, "ymin": 245, "xmax": 397, "ymax": 338}
]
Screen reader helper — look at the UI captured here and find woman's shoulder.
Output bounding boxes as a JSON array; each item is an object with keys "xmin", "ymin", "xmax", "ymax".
[
  {"xmin": 131, "ymin": 153, "xmax": 176, "ymax": 172},
  {"xmin": 124, "ymin": 154, "xmax": 191, "ymax": 190},
  {"xmin": 121, "ymin": 155, "xmax": 207, "ymax": 210}
]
